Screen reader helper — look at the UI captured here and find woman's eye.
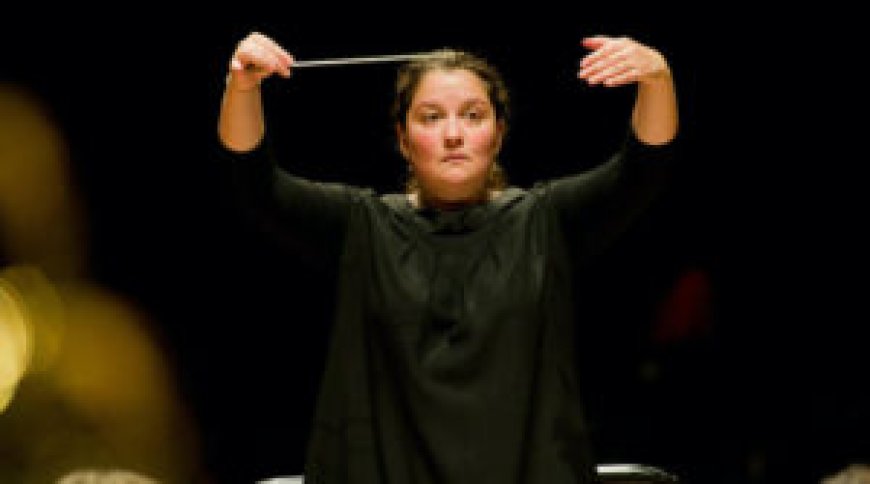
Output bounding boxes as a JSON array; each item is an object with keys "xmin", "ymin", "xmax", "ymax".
[
  {"xmin": 421, "ymin": 112, "xmax": 441, "ymax": 122},
  {"xmin": 464, "ymin": 110, "xmax": 485, "ymax": 121}
]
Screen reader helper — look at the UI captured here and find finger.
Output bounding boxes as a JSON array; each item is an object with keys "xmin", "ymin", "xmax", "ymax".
[
  {"xmin": 586, "ymin": 62, "xmax": 634, "ymax": 86},
  {"xmin": 232, "ymin": 32, "xmax": 295, "ymax": 82},
  {"xmin": 580, "ymin": 36, "xmax": 623, "ymax": 69},
  {"xmin": 233, "ymin": 48, "xmax": 264, "ymax": 74},
  {"xmin": 249, "ymin": 35, "xmax": 294, "ymax": 78},
  {"xmin": 583, "ymin": 40, "xmax": 642, "ymax": 80},
  {"xmin": 578, "ymin": 50, "xmax": 625, "ymax": 80},
  {"xmin": 241, "ymin": 42, "xmax": 283, "ymax": 77},
  {"xmin": 281, "ymin": 54, "xmax": 294, "ymax": 78},
  {"xmin": 237, "ymin": 36, "xmax": 273, "ymax": 67},
  {"xmin": 233, "ymin": 40, "xmax": 263, "ymax": 71},
  {"xmin": 577, "ymin": 57, "xmax": 609, "ymax": 79},
  {"xmin": 267, "ymin": 47, "xmax": 293, "ymax": 77},
  {"xmin": 247, "ymin": 34, "xmax": 292, "ymax": 69},
  {"xmin": 601, "ymin": 67, "xmax": 639, "ymax": 87},
  {"xmin": 587, "ymin": 53, "xmax": 634, "ymax": 82},
  {"xmin": 250, "ymin": 38, "xmax": 293, "ymax": 77},
  {"xmin": 580, "ymin": 35, "xmax": 610, "ymax": 51}
]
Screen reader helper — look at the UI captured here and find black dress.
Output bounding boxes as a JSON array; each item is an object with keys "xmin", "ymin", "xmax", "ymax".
[{"xmin": 222, "ymin": 131, "xmax": 674, "ymax": 483}]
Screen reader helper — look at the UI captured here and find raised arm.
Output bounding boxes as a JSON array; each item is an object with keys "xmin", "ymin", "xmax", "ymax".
[
  {"xmin": 546, "ymin": 36, "xmax": 679, "ymax": 262},
  {"xmin": 218, "ymin": 32, "xmax": 293, "ymax": 152},
  {"xmin": 215, "ymin": 33, "xmax": 357, "ymax": 265},
  {"xmin": 578, "ymin": 36, "xmax": 678, "ymax": 145}
]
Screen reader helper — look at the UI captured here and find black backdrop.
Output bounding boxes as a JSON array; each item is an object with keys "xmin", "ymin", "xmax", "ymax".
[{"xmin": 4, "ymin": 6, "xmax": 865, "ymax": 483}]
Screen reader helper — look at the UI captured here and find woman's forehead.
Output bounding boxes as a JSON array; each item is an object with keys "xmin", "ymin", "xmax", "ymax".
[{"xmin": 411, "ymin": 69, "xmax": 489, "ymax": 105}]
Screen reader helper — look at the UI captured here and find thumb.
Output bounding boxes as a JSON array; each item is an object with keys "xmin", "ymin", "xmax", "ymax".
[{"xmin": 581, "ymin": 36, "xmax": 609, "ymax": 50}]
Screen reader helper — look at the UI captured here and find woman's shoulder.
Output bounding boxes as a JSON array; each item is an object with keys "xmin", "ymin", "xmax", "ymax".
[{"xmin": 378, "ymin": 192, "xmax": 411, "ymax": 211}]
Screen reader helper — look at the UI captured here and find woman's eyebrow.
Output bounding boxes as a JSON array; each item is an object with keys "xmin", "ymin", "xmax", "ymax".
[
  {"xmin": 461, "ymin": 99, "xmax": 491, "ymax": 109},
  {"xmin": 413, "ymin": 98, "xmax": 490, "ymax": 110},
  {"xmin": 413, "ymin": 102, "xmax": 444, "ymax": 110}
]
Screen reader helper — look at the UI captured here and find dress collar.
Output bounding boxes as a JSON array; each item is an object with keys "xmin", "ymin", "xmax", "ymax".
[{"xmin": 406, "ymin": 188, "xmax": 525, "ymax": 235}]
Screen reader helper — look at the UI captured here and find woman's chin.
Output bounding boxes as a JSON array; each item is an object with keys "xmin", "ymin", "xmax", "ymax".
[{"xmin": 440, "ymin": 170, "xmax": 486, "ymax": 189}]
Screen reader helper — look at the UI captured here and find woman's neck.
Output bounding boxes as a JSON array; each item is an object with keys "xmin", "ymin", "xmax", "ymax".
[{"xmin": 409, "ymin": 189, "xmax": 502, "ymax": 210}]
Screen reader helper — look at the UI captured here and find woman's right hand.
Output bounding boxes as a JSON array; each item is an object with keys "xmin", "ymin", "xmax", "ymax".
[{"xmin": 226, "ymin": 32, "xmax": 294, "ymax": 93}]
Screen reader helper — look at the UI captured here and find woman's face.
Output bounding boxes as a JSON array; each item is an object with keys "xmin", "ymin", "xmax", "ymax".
[{"xmin": 398, "ymin": 68, "xmax": 504, "ymax": 205}]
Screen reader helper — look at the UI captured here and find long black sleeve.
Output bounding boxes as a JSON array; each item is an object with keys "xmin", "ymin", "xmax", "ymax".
[
  {"xmin": 217, "ymin": 140, "xmax": 364, "ymax": 265},
  {"xmin": 544, "ymin": 129, "xmax": 677, "ymax": 265}
]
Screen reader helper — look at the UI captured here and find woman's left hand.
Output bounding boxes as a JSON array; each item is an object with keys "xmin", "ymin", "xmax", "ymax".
[{"xmin": 578, "ymin": 36, "xmax": 670, "ymax": 87}]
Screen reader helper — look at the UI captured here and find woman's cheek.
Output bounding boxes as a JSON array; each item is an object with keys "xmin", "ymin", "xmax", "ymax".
[
  {"xmin": 408, "ymin": 129, "xmax": 440, "ymax": 156},
  {"xmin": 470, "ymin": 127, "xmax": 498, "ymax": 155}
]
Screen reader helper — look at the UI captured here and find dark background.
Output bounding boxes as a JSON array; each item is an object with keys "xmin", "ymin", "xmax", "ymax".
[{"xmin": 4, "ymin": 6, "xmax": 864, "ymax": 483}]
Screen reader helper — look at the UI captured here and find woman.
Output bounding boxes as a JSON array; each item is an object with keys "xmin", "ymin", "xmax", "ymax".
[{"xmin": 218, "ymin": 32, "xmax": 678, "ymax": 483}]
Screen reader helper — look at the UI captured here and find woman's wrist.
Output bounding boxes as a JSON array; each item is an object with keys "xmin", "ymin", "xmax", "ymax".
[
  {"xmin": 224, "ymin": 72, "xmax": 261, "ymax": 94},
  {"xmin": 638, "ymin": 64, "xmax": 672, "ymax": 87}
]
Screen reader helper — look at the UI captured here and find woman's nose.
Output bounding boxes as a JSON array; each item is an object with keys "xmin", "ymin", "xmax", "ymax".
[{"xmin": 443, "ymin": 117, "xmax": 463, "ymax": 146}]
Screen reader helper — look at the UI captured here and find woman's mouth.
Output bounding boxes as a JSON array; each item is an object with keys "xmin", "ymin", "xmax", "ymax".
[{"xmin": 442, "ymin": 154, "xmax": 470, "ymax": 163}]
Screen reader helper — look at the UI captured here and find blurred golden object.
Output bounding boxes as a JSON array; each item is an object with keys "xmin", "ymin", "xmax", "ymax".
[
  {"xmin": 0, "ymin": 85, "xmax": 204, "ymax": 482},
  {"xmin": 0, "ymin": 274, "xmax": 28, "ymax": 411},
  {"xmin": 0, "ymin": 84, "xmax": 86, "ymax": 278},
  {"xmin": 56, "ymin": 469, "xmax": 160, "ymax": 484},
  {"xmin": 0, "ymin": 266, "xmax": 202, "ymax": 482},
  {"xmin": 0, "ymin": 265, "xmax": 64, "ymax": 413}
]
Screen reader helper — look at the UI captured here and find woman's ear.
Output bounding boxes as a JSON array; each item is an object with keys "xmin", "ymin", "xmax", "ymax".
[
  {"xmin": 494, "ymin": 119, "xmax": 507, "ymax": 153},
  {"xmin": 396, "ymin": 123, "xmax": 410, "ymax": 160}
]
